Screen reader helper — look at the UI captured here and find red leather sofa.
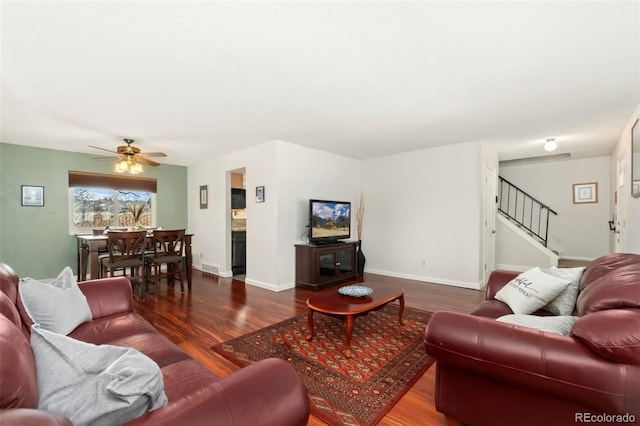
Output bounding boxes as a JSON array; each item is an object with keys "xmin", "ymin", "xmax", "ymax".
[
  {"xmin": 424, "ymin": 253, "xmax": 640, "ymax": 426},
  {"xmin": 0, "ymin": 263, "xmax": 310, "ymax": 425}
]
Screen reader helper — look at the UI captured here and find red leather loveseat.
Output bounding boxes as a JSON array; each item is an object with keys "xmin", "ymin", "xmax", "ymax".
[
  {"xmin": 424, "ymin": 253, "xmax": 640, "ymax": 426},
  {"xmin": 0, "ymin": 263, "xmax": 310, "ymax": 425}
]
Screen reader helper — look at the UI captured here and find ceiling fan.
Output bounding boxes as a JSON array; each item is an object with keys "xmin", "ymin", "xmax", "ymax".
[{"xmin": 90, "ymin": 138, "xmax": 167, "ymax": 174}]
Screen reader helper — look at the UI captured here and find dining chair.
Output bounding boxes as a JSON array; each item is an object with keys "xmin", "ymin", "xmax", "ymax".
[
  {"xmin": 83, "ymin": 228, "xmax": 110, "ymax": 281},
  {"xmin": 100, "ymin": 230, "xmax": 147, "ymax": 300},
  {"xmin": 145, "ymin": 229, "xmax": 186, "ymax": 293}
]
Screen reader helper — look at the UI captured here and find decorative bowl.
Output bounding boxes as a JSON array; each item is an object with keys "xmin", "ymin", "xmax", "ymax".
[{"xmin": 338, "ymin": 285, "xmax": 373, "ymax": 297}]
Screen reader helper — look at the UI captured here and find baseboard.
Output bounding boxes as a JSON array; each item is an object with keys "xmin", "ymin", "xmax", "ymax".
[
  {"xmin": 193, "ymin": 266, "xmax": 232, "ymax": 278},
  {"xmin": 497, "ymin": 256, "xmax": 595, "ymax": 271},
  {"xmin": 193, "ymin": 266, "xmax": 294, "ymax": 291},
  {"xmin": 244, "ymin": 278, "xmax": 295, "ymax": 292},
  {"xmin": 364, "ymin": 268, "xmax": 484, "ymax": 290},
  {"xmin": 559, "ymin": 255, "xmax": 595, "ymax": 262},
  {"xmin": 496, "ymin": 264, "xmax": 531, "ymax": 272}
]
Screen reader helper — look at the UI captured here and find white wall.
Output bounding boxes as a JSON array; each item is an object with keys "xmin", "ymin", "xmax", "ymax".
[
  {"xmin": 187, "ymin": 121, "xmax": 631, "ymax": 292},
  {"xmin": 499, "ymin": 155, "xmax": 611, "ymax": 260},
  {"xmin": 273, "ymin": 141, "xmax": 361, "ymax": 288},
  {"xmin": 188, "ymin": 141, "xmax": 279, "ymax": 284},
  {"xmin": 611, "ymin": 101, "xmax": 640, "ymax": 254},
  {"xmin": 496, "ymin": 215, "xmax": 558, "ymax": 271},
  {"xmin": 361, "ymin": 140, "xmax": 485, "ymax": 289},
  {"xmin": 188, "ymin": 140, "xmax": 360, "ymax": 291}
]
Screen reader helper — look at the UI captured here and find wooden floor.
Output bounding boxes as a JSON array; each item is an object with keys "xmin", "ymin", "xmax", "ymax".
[{"xmin": 134, "ymin": 271, "xmax": 485, "ymax": 426}]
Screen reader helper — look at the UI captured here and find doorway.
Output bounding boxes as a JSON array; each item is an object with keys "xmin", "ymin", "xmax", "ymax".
[
  {"xmin": 483, "ymin": 166, "xmax": 497, "ymax": 285},
  {"xmin": 229, "ymin": 169, "xmax": 246, "ymax": 280},
  {"xmin": 615, "ymin": 156, "xmax": 626, "ymax": 252}
]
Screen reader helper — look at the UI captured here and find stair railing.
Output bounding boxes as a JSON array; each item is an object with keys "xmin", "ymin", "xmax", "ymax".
[{"xmin": 498, "ymin": 176, "xmax": 558, "ymax": 247}]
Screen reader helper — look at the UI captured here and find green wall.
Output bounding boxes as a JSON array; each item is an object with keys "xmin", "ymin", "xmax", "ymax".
[{"xmin": 0, "ymin": 142, "xmax": 188, "ymax": 279}]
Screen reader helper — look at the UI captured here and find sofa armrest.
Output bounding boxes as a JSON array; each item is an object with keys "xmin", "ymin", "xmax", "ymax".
[
  {"xmin": 78, "ymin": 277, "xmax": 134, "ymax": 320},
  {"xmin": 485, "ymin": 269, "xmax": 519, "ymax": 299},
  {"xmin": 208, "ymin": 358, "xmax": 310, "ymax": 426},
  {"xmin": 126, "ymin": 358, "xmax": 309, "ymax": 426},
  {"xmin": 424, "ymin": 311, "xmax": 639, "ymax": 414},
  {"xmin": 0, "ymin": 408, "xmax": 73, "ymax": 425}
]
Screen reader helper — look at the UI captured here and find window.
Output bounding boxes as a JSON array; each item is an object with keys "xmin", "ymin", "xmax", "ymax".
[{"xmin": 68, "ymin": 171, "xmax": 157, "ymax": 234}]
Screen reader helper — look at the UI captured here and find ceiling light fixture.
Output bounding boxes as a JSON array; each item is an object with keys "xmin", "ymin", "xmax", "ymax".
[
  {"xmin": 544, "ymin": 138, "xmax": 558, "ymax": 152},
  {"xmin": 115, "ymin": 155, "xmax": 144, "ymax": 175}
]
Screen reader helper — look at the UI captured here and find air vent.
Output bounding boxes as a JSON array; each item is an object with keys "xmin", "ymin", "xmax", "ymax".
[{"xmin": 201, "ymin": 262, "xmax": 219, "ymax": 273}]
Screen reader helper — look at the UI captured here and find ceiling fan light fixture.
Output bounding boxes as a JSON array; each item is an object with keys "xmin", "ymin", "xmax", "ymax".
[
  {"xmin": 115, "ymin": 155, "xmax": 144, "ymax": 175},
  {"xmin": 129, "ymin": 161, "xmax": 144, "ymax": 175},
  {"xmin": 115, "ymin": 157, "xmax": 129, "ymax": 173},
  {"xmin": 91, "ymin": 138, "xmax": 164, "ymax": 172}
]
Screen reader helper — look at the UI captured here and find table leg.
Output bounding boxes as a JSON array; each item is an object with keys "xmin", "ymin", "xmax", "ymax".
[
  {"xmin": 79, "ymin": 242, "xmax": 89, "ymax": 282},
  {"xmin": 398, "ymin": 294, "xmax": 405, "ymax": 325},
  {"xmin": 77, "ymin": 238, "xmax": 81, "ymax": 281},
  {"xmin": 139, "ymin": 264, "xmax": 146, "ymax": 301},
  {"xmin": 305, "ymin": 309, "xmax": 315, "ymax": 341},
  {"xmin": 89, "ymin": 249, "xmax": 100, "ymax": 280},
  {"xmin": 344, "ymin": 314, "xmax": 355, "ymax": 358},
  {"xmin": 184, "ymin": 235, "xmax": 193, "ymax": 290}
]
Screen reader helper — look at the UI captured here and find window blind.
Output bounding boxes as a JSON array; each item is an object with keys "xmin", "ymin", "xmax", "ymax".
[{"xmin": 68, "ymin": 171, "xmax": 157, "ymax": 193}]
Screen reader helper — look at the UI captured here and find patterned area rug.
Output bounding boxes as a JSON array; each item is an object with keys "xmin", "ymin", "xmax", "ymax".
[{"xmin": 212, "ymin": 304, "xmax": 433, "ymax": 426}]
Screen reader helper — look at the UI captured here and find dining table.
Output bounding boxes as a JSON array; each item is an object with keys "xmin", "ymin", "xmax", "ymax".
[{"xmin": 76, "ymin": 233, "xmax": 194, "ymax": 288}]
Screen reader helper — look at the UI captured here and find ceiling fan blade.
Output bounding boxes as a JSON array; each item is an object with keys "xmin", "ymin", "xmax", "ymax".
[
  {"xmin": 90, "ymin": 140, "xmax": 167, "ymax": 168},
  {"xmin": 137, "ymin": 156, "xmax": 160, "ymax": 167},
  {"xmin": 88, "ymin": 145, "xmax": 117, "ymax": 154}
]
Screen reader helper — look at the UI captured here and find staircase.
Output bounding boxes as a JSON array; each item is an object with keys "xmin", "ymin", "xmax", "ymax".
[
  {"xmin": 496, "ymin": 176, "xmax": 560, "ymax": 270},
  {"xmin": 498, "ymin": 176, "xmax": 557, "ymax": 248}
]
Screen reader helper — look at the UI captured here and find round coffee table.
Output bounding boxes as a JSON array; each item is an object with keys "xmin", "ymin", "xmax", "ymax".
[{"xmin": 305, "ymin": 282, "xmax": 405, "ymax": 357}]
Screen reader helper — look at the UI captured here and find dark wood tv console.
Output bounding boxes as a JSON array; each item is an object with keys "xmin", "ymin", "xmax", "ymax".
[{"xmin": 295, "ymin": 242, "xmax": 358, "ymax": 291}]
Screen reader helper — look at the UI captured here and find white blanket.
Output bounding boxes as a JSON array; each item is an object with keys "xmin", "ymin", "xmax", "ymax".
[{"xmin": 31, "ymin": 325, "xmax": 168, "ymax": 426}]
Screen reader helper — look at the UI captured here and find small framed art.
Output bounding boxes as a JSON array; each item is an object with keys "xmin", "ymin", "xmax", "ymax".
[
  {"xmin": 200, "ymin": 185, "xmax": 208, "ymax": 209},
  {"xmin": 21, "ymin": 185, "xmax": 44, "ymax": 207},
  {"xmin": 256, "ymin": 186, "xmax": 265, "ymax": 203},
  {"xmin": 572, "ymin": 182, "xmax": 598, "ymax": 204}
]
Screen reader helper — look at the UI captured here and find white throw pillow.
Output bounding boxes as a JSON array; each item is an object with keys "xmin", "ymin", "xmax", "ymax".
[
  {"xmin": 18, "ymin": 266, "xmax": 92, "ymax": 335},
  {"xmin": 497, "ymin": 314, "xmax": 579, "ymax": 335},
  {"xmin": 541, "ymin": 266, "xmax": 584, "ymax": 316},
  {"xmin": 494, "ymin": 267, "xmax": 571, "ymax": 314},
  {"xmin": 31, "ymin": 325, "xmax": 167, "ymax": 426}
]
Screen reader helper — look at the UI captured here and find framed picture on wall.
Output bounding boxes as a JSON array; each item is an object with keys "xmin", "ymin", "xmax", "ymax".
[
  {"xmin": 572, "ymin": 182, "xmax": 598, "ymax": 204},
  {"xmin": 21, "ymin": 185, "xmax": 44, "ymax": 207},
  {"xmin": 200, "ymin": 185, "xmax": 208, "ymax": 209}
]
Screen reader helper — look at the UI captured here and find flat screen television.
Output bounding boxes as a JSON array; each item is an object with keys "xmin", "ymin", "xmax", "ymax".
[{"xmin": 309, "ymin": 199, "xmax": 351, "ymax": 244}]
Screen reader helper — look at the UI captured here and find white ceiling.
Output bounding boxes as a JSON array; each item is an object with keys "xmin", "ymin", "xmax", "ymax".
[{"xmin": 1, "ymin": 1, "xmax": 639, "ymax": 167}]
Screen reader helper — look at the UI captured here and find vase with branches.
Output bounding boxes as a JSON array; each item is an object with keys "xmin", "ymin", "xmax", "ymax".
[
  {"xmin": 356, "ymin": 191, "xmax": 365, "ymax": 278},
  {"xmin": 123, "ymin": 200, "xmax": 148, "ymax": 229}
]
